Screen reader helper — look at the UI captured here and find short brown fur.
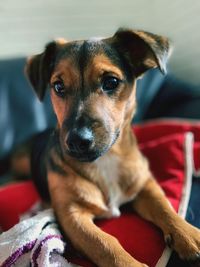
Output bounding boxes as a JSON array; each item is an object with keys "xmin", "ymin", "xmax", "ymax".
[{"xmin": 26, "ymin": 29, "xmax": 200, "ymax": 267}]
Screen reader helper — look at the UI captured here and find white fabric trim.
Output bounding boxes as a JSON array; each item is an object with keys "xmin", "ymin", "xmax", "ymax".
[
  {"xmin": 155, "ymin": 132, "xmax": 194, "ymax": 267},
  {"xmin": 178, "ymin": 132, "xmax": 194, "ymax": 218}
]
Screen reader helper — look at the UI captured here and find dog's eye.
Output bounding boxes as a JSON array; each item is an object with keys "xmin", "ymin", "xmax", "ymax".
[
  {"xmin": 102, "ymin": 76, "xmax": 120, "ymax": 94},
  {"xmin": 53, "ymin": 81, "xmax": 65, "ymax": 97}
]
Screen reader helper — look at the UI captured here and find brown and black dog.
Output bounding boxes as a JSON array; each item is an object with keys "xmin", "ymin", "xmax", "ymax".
[{"xmin": 26, "ymin": 29, "xmax": 200, "ymax": 267}]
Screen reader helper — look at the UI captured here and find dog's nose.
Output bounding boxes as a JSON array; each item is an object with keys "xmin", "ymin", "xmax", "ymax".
[{"xmin": 67, "ymin": 127, "xmax": 94, "ymax": 153}]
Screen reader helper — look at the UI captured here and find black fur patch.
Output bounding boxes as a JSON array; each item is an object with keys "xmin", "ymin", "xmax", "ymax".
[{"xmin": 47, "ymin": 154, "xmax": 67, "ymax": 176}]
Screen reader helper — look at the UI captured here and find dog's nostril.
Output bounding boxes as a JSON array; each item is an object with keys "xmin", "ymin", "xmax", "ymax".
[
  {"xmin": 67, "ymin": 128, "xmax": 93, "ymax": 153},
  {"xmin": 78, "ymin": 138, "xmax": 91, "ymax": 151},
  {"xmin": 67, "ymin": 139, "xmax": 77, "ymax": 152}
]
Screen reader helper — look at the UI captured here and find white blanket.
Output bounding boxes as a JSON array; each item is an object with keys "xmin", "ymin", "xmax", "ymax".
[{"xmin": 0, "ymin": 208, "xmax": 79, "ymax": 267}]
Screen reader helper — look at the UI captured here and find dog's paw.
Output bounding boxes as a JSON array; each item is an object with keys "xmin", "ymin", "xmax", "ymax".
[{"xmin": 164, "ymin": 219, "xmax": 200, "ymax": 262}]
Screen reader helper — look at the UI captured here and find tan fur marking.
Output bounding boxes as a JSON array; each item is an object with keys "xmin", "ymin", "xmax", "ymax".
[
  {"xmin": 88, "ymin": 54, "xmax": 124, "ymax": 80},
  {"xmin": 55, "ymin": 38, "xmax": 68, "ymax": 45},
  {"xmin": 50, "ymin": 58, "xmax": 79, "ymax": 128}
]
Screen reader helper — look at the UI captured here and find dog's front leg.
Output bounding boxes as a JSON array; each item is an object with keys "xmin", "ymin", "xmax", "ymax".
[
  {"xmin": 48, "ymin": 171, "xmax": 148, "ymax": 267},
  {"xmin": 57, "ymin": 205, "xmax": 149, "ymax": 267},
  {"xmin": 133, "ymin": 178, "xmax": 200, "ymax": 262}
]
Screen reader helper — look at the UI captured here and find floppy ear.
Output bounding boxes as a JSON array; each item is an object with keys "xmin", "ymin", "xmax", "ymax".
[
  {"xmin": 26, "ymin": 40, "xmax": 65, "ymax": 101},
  {"xmin": 112, "ymin": 28, "xmax": 172, "ymax": 77}
]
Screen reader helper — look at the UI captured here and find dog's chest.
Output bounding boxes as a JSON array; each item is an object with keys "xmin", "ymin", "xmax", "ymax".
[{"xmin": 95, "ymin": 154, "xmax": 133, "ymax": 218}]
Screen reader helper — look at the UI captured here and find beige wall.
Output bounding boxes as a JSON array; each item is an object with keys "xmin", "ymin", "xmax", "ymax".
[{"xmin": 0, "ymin": 0, "xmax": 200, "ymax": 84}]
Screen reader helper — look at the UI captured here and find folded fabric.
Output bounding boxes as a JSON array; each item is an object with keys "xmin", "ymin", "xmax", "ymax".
[
  {"xmin": 1, "ymin": 120, "xmax": 200, "ymax": 267},
  {"xmin": 0, "ymin": 208, "xmax": 78, "ymax": 267}
]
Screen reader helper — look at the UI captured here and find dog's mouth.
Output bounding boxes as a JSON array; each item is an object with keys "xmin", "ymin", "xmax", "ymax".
[{"xmin": 68, "ymin": 150, "xmax": 104, "ymax": 162}]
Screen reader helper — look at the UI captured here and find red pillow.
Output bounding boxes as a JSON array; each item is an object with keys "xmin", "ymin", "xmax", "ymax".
[
  {"xmin": 134, "ymin": 119, "xmax": 200, "ymax": 143},
  {"xmin": 0, "ymin": 181, "xmax": 39, "ymax": 231}
]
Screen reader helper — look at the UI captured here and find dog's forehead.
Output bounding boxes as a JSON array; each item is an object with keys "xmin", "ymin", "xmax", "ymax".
[
  {"xmin": 62, "ymin": 38, "xmax": 105, "ymax": 58},
  {"xmin": 55, "ymin": 38, "xmax": 132, "ymax": 81},
  {"xmin": 55, "ymin": 38, "xmax": 104, "ymax": 69}
]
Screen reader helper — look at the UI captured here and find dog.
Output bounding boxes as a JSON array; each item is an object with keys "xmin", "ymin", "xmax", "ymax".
[{"xmin": 26, "ymin": 28, "xmax": 200, "ymax": 267}]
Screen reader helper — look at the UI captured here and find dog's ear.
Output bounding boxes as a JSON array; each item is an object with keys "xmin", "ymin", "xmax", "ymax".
[
  {"xmin": 26, "ymin": 39, "xmax": 66, "ymax": 101},
  {"xmin": 112, "ymin": 28, "xmax": 172, "ymax": 77}
]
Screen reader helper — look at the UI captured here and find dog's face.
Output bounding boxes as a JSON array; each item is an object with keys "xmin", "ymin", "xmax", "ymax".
[{"xmin": 26, "ymin": 29, "xmax": 171, "ymax": 162}]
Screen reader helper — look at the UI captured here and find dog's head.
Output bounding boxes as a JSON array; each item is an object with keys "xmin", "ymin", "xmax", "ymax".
[{"xmin": 26, "ymin": 28, "xmax": 171, "ymax": 162}]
